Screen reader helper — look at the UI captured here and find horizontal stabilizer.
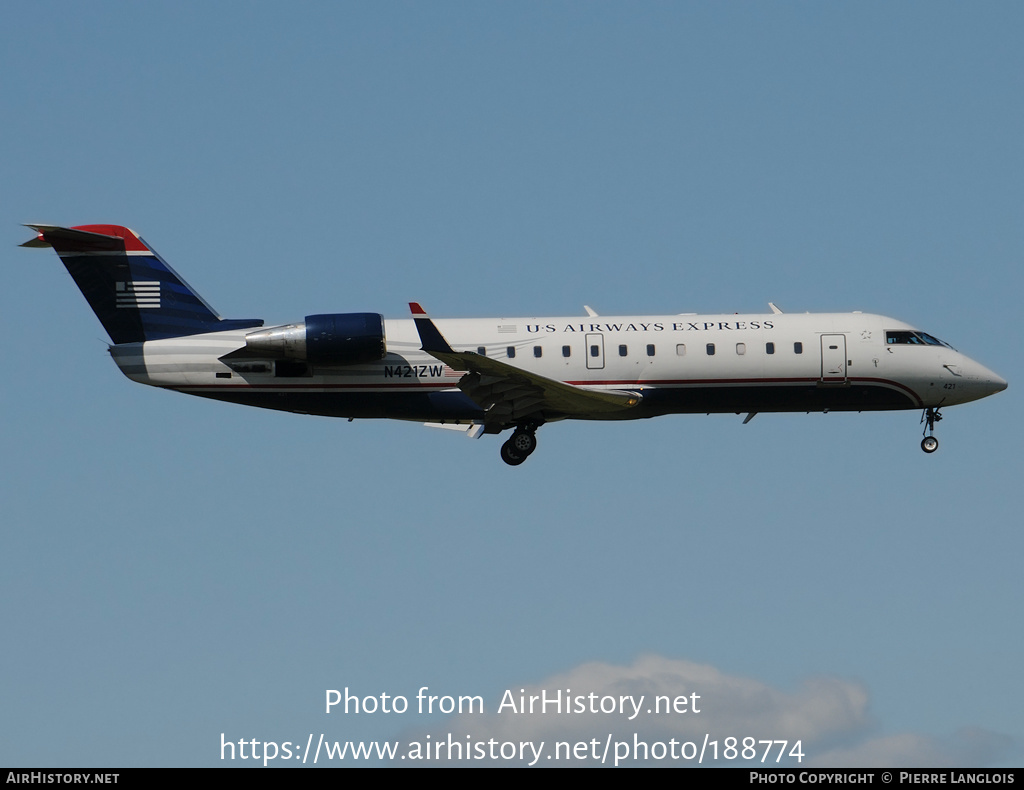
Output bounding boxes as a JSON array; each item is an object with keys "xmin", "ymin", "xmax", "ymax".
[{"xmin": 21, "ymin": 224, "xmax": 130, "ymax": 251}]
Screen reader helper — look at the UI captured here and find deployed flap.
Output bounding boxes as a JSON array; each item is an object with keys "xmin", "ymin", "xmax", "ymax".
[
  {"xmin": 409, "ymin": 303, "xmax": 641, "ymax": 426},
  {"xmin": 423, "ymin": 422, "xmax": 486, "ymax": 439}
]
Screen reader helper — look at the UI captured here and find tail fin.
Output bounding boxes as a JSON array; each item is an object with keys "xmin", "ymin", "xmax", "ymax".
[{"xmin": 22, "ymin": 224, "xmax": 263, "ymax": 344}]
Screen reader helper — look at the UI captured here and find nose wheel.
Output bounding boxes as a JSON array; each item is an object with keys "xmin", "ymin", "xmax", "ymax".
[
  {"xmin": 500, "ymin": 425, "xmax": 539, "ymax": 466},
  {"xmin": 920, "ymin": 407, "xmax": 942, "ymax": 453}
]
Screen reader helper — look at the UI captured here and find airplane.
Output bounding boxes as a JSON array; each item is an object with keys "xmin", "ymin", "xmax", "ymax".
[{"xmin": 23, "ymin": 223, "xmax": 1008, "ymax": 465}]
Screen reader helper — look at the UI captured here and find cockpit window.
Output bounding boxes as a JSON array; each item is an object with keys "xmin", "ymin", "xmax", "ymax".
[{"xmin": 886, "ymin": 331, "xmax": 953, "ymax": 349}]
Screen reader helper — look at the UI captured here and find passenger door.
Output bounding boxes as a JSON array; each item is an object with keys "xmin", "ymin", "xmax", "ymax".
[{"xmin": 820, "ymin": 334, "xmax": 847, "ymax": 384}]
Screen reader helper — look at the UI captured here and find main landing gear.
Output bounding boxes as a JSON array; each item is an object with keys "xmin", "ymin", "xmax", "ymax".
[
  {"xmin": 920, "ymin": 407, "xmax": 943, "ymax": 453},
  {"xmin": 500, "ymin": 425, "xmax": 539, "ymax": 466}
]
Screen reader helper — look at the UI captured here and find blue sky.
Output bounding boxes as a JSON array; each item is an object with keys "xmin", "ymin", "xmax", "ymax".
[{"xmin": 2, "ymin": 1, "xmax": 1021, "ymax": 767}]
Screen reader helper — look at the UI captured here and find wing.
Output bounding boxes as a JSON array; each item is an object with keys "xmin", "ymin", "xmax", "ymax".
[{"xmin": 409, "ymin": 303, "xmax": 641, "ymax": 427}]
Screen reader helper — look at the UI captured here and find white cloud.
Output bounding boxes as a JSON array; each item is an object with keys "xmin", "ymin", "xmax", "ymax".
[{"xmin": 400, "ymin": 655, "xmax": 1017, "ymax": 767}]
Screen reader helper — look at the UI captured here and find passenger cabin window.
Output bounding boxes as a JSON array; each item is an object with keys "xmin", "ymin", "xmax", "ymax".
[
  {"xmin": 618, "ymin": 344, "xmax": 627, "ymax": 357},
  {"xmin": 794, "ymin": 342, "xmax": 803, "ymax": 354},
  {"xmin": 646, "ymin": 344, "xmax": 655, "ymax": 357},
  {"xmin": 507, "ymin": 346, "xmax": 516, "ymax": 359},
  {"xmin": 590, "ymin": 345, "xmax": 600, "ymax": 357},
  {"xmin": 562, "ymin": 345, "xmax": 571, "ymax": 358},
  {"xmin": 676, "ymin": 344, "xmax": 686, "ymax": 356},
  {"xmin": 706, "ymin": 343, "xmax": 716, "ymax": 356},
  {"xmin": 477, "ymin": 346, "xmax": 486, "ymax": 356},
  {"xmin": 533, "ymin": 346, "xmax": 542, "ymax": 358},
  {"xmin": 736, "ymin": 343, "xmax": 746, "ymax": 355},
  {"xmin": 766, "ymin": 342, "xmax": 775, "ymax": 355}
]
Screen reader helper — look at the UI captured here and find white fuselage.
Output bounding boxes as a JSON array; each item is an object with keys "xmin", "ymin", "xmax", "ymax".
[{"xmin": 108, "ymin": 310, "xmax": 1006, "ymax": 424}]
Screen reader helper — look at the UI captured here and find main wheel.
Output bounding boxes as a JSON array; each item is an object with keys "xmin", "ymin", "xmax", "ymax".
[
  {"xmin": 510, "ymin": 429, "xmax": 537, "ymax": 456},
  {"xmin": 500, "ymin": 440, "xmax": 527, "ymax": 466},
  {"xmin": 921, "ymin": 436, "xmax": 939, "ymax": 453}
]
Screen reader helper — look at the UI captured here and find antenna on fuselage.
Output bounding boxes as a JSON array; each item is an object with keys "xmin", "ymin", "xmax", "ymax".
[{"xmin": 768, "ymin": 302, "xmax": 784, "ymax": 314}]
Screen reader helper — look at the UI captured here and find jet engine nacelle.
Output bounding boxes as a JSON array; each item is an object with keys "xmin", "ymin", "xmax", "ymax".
[{"xmin": 243, "ymin": 312, "xmax": 386, "ymax": 365}]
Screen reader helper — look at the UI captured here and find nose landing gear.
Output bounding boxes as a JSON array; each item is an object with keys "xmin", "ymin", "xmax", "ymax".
[
  {"xmin": 920, "ymin": 407, "xmax": 943, "ymax": 453},
  {"xmin": 500, "ymin": 425, "xmax": 539, "ymax": 466}
]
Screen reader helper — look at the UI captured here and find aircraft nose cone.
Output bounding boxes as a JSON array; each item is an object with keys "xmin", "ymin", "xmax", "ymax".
[
  {"xmin": 955, "ymin": 359, "xmax": 1007, "ymax": 402},
  {"xmin": 973, "ymin": 365, "xmax": 1007, "ymax": 398}
]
